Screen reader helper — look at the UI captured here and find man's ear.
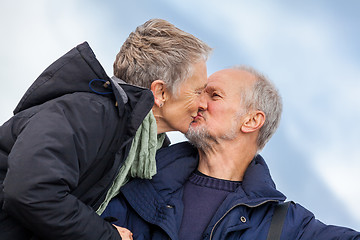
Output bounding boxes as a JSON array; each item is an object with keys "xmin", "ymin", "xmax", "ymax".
[
  {"xmin": 241, "ymin": 111, "xmax": 265, "ymax": 133},
  {"xmin": 151, "ymin": 80, "xmax": 166, "ymax": 107}
]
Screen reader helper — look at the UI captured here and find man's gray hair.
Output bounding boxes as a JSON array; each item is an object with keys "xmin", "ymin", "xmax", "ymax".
[
  {"xmin": 234, "ymin": 66, "xmax": 283, "ymax": 151},
  {"xmin": 113, "ymin": 19, "xmax": 212, "ymax": 95}
]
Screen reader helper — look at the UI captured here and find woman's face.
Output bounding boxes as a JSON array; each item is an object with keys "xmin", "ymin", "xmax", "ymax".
[{"xmin": 161, "ymin": 60, "xmax": 208, "ymax": 134}]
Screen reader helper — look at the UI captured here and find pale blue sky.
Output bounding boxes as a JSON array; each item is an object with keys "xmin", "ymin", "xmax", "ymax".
[{"xmin": 1, "ymin": 0, "xmax": 359, "ymax": 230}]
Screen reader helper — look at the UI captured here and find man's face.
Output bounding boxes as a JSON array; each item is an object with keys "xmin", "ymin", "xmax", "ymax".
[
  {"xmin": 186, "ymin": 69, "xmax": 255, "ymax": 147},
  {"xmin": 161, "ymin": 60, "xmax": 208, "ymax": 134}
]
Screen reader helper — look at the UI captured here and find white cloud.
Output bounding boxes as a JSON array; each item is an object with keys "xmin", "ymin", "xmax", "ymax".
[
  {"xmin": 0, "ymin": 1, "xmax": 111, "ymax": 124},
  {"xmin": 314, "ymin": 149, "xmax": 360, "ymax": 223}
]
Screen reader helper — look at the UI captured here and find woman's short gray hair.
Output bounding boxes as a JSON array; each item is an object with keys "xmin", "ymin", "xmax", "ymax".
[
  {"xmin": 233, "ymin": 66, "xmax": 283, "ymax": 151},
  {"xmin": 113, "ymin": 19, "xmax": 212, "ymax": 95}
]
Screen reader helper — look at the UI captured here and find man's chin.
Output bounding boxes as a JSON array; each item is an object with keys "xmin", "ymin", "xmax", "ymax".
[
  {"xmin": 185, "ymin": 124, "xmax": 213, "ymax": 151},
  {"xmin": 185, "ymin": 123, "xmax": 198, "ymax": 136}
]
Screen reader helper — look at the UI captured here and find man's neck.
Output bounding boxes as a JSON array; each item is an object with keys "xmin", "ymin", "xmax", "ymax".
[{"xmin": 197, "ymin": 139, "xmax": 257, "ymax": 181}]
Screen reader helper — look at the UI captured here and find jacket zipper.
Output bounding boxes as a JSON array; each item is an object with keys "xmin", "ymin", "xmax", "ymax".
[
  {"xmin": 92, "ymin": 141, "xmax": 131, "ymax": 210},
  {"xmin": 209, "ymin": 199, "xmax": 279, "ymax": 240}
]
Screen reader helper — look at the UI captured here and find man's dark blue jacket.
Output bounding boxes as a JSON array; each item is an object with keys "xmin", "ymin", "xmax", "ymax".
[
  {"xmin": 0, "ymin": 42, "xmax": 156, "ymax": 239},
  {"xmin": 102, "ymin": 141, "xmax": 360, "ymax": 239}
]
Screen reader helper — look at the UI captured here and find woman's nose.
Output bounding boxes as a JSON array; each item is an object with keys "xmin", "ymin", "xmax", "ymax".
[{"xmin": 198, "ymin": 92, "xmax": 208, "ymax": 110}]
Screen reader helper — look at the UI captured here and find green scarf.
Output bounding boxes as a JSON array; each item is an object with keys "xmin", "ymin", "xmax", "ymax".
[{"xmin": 96, "ymin": 111, "xmax": 165, "ymax": 215}]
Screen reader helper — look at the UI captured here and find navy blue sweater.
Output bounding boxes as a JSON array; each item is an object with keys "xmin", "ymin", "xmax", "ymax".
[{"xmin": 179, "ymin": 171, "xmax": 241, "ymax": 240}]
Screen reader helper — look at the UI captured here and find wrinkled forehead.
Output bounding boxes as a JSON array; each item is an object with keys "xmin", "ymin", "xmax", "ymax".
[
  {"xmin": 206, "ymin": 70, "xmax": 238, "ymax": 94},
  {"xmin": 207, "ymin": 69, "xmax": 255, "ymax": 93}
]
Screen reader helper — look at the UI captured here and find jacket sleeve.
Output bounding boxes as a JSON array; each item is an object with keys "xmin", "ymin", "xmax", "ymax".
[
  {"xmin": 283, "ymin": 202, "xmax": 360, "ymax": 240},
  {"xmin": 3, "ymin": 93, "xmax": 121, "ymax": 240}
]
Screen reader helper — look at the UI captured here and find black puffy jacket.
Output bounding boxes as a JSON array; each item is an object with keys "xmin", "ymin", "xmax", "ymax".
[{"xmin": 0, "ymin": 42, "xmax": 154, "ymax": 239}]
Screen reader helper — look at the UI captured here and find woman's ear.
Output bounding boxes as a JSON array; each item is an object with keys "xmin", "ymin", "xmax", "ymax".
[
  {"xmin": 151, "ymin": 80, "xmax": 166, "ymax": 107},
  {"xmin": 241, "ymin": 111, "xmax": 265, "ymax": 133}
]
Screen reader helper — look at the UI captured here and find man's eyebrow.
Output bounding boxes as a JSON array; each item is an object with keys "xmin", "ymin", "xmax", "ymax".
[{"xmin": 205, "ymin": 85, "xmax": 225, "ymax": 95}]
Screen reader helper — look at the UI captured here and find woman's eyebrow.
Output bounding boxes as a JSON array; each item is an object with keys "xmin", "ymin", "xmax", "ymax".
[{"xmin": 198, "ymin": 83, "xmax": 207, "ymax": 90}]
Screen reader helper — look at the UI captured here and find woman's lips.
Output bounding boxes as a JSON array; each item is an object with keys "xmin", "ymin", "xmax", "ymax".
[{"xmin": 193, "ymin": 112, "xmax": 204, "ymax": 122}]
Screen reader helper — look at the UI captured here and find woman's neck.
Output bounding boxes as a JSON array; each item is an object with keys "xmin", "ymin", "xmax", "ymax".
[{"xmin": 152, "ymin": 107, "xmax": 170, "ymax": 134}]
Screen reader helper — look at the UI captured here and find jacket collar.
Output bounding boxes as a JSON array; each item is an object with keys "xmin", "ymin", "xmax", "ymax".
[
  {"xmin": 148, "ymin": 142, "xmax": 285, "ymax": 203},
  {"xmin": 239, "ymin": 154, "xmax": 286, "ymax": 204}
]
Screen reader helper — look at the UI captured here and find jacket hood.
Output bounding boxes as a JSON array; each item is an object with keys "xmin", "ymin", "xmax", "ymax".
[
  {"xmin": 13, "ymin": 41, "xmax": 155, "ymax": 152},
  {"xmin": 14, "ymin": 42, "xmax": 112, "ymax": 114}
]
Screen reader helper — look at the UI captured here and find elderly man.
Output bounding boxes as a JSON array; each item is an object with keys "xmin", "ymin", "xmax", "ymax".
[{"xmin": 102, "ymin": 66, "xmax": 360, "ymax": 239}]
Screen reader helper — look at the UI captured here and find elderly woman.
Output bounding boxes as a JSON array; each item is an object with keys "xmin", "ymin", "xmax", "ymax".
[{"xmin": 0, "ymin": 19, "xmax": 211, "ymax": 240}]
